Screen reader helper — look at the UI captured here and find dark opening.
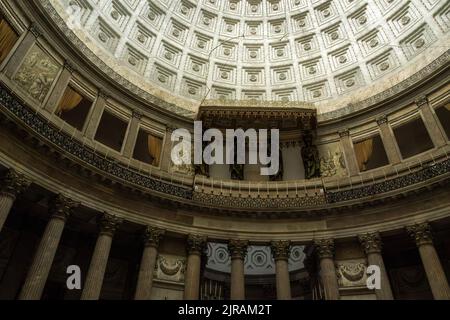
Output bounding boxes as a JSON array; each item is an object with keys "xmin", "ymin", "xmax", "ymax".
[
  {"xmin": 393, "ymin": 117, "xmax": 434, "ymax": 159},
  {"xmin": 56, "ymin": 86, "xmax": 92, "ymax": 131},
  {"xmin": 354, "ymin": 134, "xmax": 389, "ymax": 172},
  {"xmin": 133, "ymin": 129, "xmax": 163, "ymax": 166},
  {"xmin": 435, "ymin": 105, "xmax": 450, "ymax": 141},
  {"xmin": 95, "ymin": 111, "xmax": 128, "ymax": 152}
]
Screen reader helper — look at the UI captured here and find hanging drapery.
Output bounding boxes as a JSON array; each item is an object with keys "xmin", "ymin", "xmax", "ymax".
[
  {"xmin": 354, "ymin": 138, "xmax": 374, "ymax": 172},
  {"xmin": 0, "ymin": 19, "xmax": 19, "ymax": 63},
  {"xmin": 148, "ymin": 134, "xmax": 162, "ymax": 166},
  {"xmin": 56, "ymin": 86, "xmax": 83, "ymax": 115}
]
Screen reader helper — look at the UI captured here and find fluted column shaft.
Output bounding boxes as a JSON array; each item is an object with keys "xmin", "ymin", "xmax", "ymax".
[
  {"xmin": 134, "ymin": 227, "xmax": 164, "ymax": 300},
  {"xmin": 81, "ymin": 213, "xmax": 122, "ymax": 300},
  {"xmin": 0, "ymin": 169, "xmax": 30, "ymax": 232},
  {"xmin": 315, "ymin": 239, "xmax": 340, "ymax": 300},
  {"xmin": 19, "ymin": 195, "xmax": 78, "ymax": 300},
  {"xmin": 228, "ymin": 240, "xmax": 248, "ymax": 300},
  {"xmin": 184, "ymin": 235, "xmax": 206, "ymax": 300},
  {"xmin": 359, "ymin": 233, "xmax": 394, "ymax": 300},
  {"xmin": 271, "ymin": 241, "xmax": 291, "ymax": 300},
  {"xmin": 407, "ymin": 223, "xmax": 450, "ymax": 300}
]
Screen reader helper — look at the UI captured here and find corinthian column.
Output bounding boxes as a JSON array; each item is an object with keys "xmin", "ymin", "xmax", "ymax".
[
  {"xmin": 406, "ymin": 223, "xmax": 450, "ymax": 300},
  {"xmin": 271, "ymin": 241, "xmax": 291, "ymax": 300},
  {"xmin": 0, "ymin": 169, "xmax": 30, "ymax": 232},
  {"xmin": 19, "ymin": 194, "xmax": 78, "ymax": 300},
  {"xmin": 228, "ymin": 240, "xmax": 248, "ymax": 300},
  {"xmin": 358, "ymin": 232, "xmax": 394, "ymax": 300},
  {"xmin": 184, "ymin": 235, "xmax": 206, "ymax": 300},
  {"xmin": 81, "ymin": 213, "xmax": 122, "ymax": 300},
  {"xmin": 315, "ymin": 239, "xmax": 340, "ymax": 300},
  {"xmin": 134, "ymin": 226, "xmax": 165, "ymax": 300}
]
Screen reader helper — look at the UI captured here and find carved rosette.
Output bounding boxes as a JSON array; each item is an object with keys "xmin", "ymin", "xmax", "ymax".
[
  {"xmin": 186, "ymin": 234, "xmax": 207, "ymax": 256},
  {"xmin": 49, "ymin": 194, "xmax": 79, "ymax": 221},
  {"xmin": 358, "ymin": 232, "xmax": 382, "ymax": 254},
  {"xmin": 406, "ymin": 223, "xmax": 433, "ymax": 247},
  {"xmin": 228, "ymin": 240, "xmax": 249, "ymax": 260},
  {"xmin": 270, "ymin": 241, "xmax": 291, "ymax": 261},
  {"xmin": 415, "ymin": 95, "xmax": 428, "ymax": 108},
  {"xmin": 314, "ymin": 239, "xmax": 335, "ymax": 259},
  {"xmin": 98, "ymin": 213, "xmax": 123, "ymax": 236},
  {"xmin": 142, "ymin": 226, "xmax": 165, "ymax": 248},
  {"xmin": 0, "ymin": 169, "xmax": 30, "ymax": 199}
]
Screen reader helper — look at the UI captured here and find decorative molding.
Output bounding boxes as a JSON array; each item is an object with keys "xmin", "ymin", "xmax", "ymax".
[
  {"xmin": 132, "ymin": 110, "xmax": 143, "ymax": 120},
  {"xmin": 228, "ymin": 240, "xmax": 249, "ymax": 260},
  {"xmin": 98, "ymin": 213, "xmax": 123, "ymax": 236},
  {"xmin": 97, "ymin": 89, "xmax": 109, "ymax": 100},
  {"xmin": 270, "ymin": 240, "xmax": 291, "ymax": 261},
  {"xmin": 28, "ymin": 23, "xmax": 41, "ymax": 38},
  {"xmin": 63, "ymin": 61, "xmax": 76, "ymax": 74},
  {"xmin": 142, "ymin": 226, "xmax": 165, "ymax": 248},
  {"xmin": 49, "ymin": 194, "xmax": 79, "ymax": 221},
  {"xmin": 314, "ymin": 238, "xmax": 335, "ymax": 259},
  {"xmin": 338, "ymin": 129, "xmax": 350, "ymax": 138},
  {"xmin": 0, "ymin": 169, "xmax": 30, "ymax": 199},
  {"xmin": 186, "ymin": 234, "xmax": 207, "ymax": 255},
  {"xmin": 358, "ymin": 232, "xmax": 383, "ymax": 254},
  {"xmin": 406, "ymin": 222, "xmax": 433, "ymax": 246}
]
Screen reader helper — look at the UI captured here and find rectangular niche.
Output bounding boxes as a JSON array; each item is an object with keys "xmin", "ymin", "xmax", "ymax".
[
  {"xmin": 94, "ymin": 110, "xmax": 128, "ymax": 152},
  {"xmin": 353, "ymin": 134, "xmax": 389, "ymax": 172},
  {"xmin": 434, "ymin": 104, "xmax": 450, "ymax": 141},
  {"xmin": 133, "ymin": 129, "xmax": 163, "ymax": 166},
  {"xmin": 56, "ymin": 86, "xmax": 93, "ymax": 131},
  {"xmin": 0, "ymin": 17, "xmax": 19, "ymax": 64},
  {"xmin": 393, "ymin": 117, "xmax": 434, "ymax": 159}
]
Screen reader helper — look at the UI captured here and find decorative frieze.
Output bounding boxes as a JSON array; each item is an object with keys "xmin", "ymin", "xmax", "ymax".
[
  {"xmin": 270, "ymin": 241, "xmax": 291, "ymax": 261},
  {"xmin": 406, "ymin": 222, "xmax": 433, "ymax": 246}
]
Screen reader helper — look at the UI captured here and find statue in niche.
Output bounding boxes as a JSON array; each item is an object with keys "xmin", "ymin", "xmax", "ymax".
[{"xmin": 301, "ymin": 133, "xmax": 321, "ymax": 179}]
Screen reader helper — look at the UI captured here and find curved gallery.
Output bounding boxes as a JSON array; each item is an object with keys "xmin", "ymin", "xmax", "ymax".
[{"xmin": 0, "ymin": 0, "xmax": 449, "ymax": 300}]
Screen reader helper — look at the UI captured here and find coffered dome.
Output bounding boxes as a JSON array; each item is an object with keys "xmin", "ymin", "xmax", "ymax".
[{"xmin": 46, "ymin": 0, "xmax": 450, "ymax": 116}]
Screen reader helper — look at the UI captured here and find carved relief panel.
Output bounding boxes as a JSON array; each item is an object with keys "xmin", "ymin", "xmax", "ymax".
[
  {"xmin": 13, "ymin": 45, "xmax": 61, "ymax": 103},
  {"xmin": 154, "ymin": 254, "xmax": 186, "ymax": 283},
  {"xmin": 317, "ymin": 142, "xmax": 347, "ymax": 177},
  {"xmin": 335, "ymin": 259, "xmax": 368, "ymax": 288}
]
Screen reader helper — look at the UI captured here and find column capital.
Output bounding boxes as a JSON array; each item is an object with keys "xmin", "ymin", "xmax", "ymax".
[
  {"xmin": 166, "ymin": 124, "xmax": 178, "ymax": 133},
  {"xmin": 28, "ymin": 23, "xmax": 42, "ymax": 38},
  {"xmin": 98, "ymin": 213, "xmax": 123, "ymax": 236},
  {"xmin": 314, "ymin": 238, "xmax": 335, "ymax": 259},
  {"xmin": 415, "ymin": 95, "xmax": 429, "ymax": 108},
  {"xmin": 97, "ymin": 89, "xmax": 109, "ymax": 100},
  {"xmin": 142, "ymin": 226, "xmax": 165, "ymax": 248},
  {"xmin": 270, "ymin": 240, "xmax": 291, "ymax": 261},
  {"xmin": 406, "ymin": 223, "xmax": 433, "ymax": 246},
  {"xmin": 0, "ymin": 169, "xmax": 30, "ymax": 199},
  {"xmin": 338, "ymin": 129, "xmax": 350, "ymax": 138},
  {"xmin": 49, "ymin": 194, "xmax": 79, "ymax": 221},
  {"xmin": 63, "ymin": 60, "xmax": 76, "ymax": 74},
  {"xmin": 228, "ymin": 240, "xmax": 249, "ymax": 260},
  {"xmin": 132, "ymin": 110, "xmax": 144, "ymax": 120},
  {"xmin": 358, "ymin": 232, "xmax": 382, "ymax": 254},
  {"xmin": 186, "ymin": 234, "xmax": 206, "ymax": 255},
  {"xmin": 376, "ymin": 115, "xmax": 388, "ymax": 126}
]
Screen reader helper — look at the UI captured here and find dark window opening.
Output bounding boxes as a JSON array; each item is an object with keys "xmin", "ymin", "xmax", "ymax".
[
  {"xmin": 435, "ymin": 104, "xmax": 450, "ymax": 141},
  {"xmin": 56, "ymin": 86, "xmax": 92, "ymax": 131},
  {"xmin": 133, "ymin": 129, "xmax": 163, "ymax": 166},
  {"xmin": 354, "ymin": 134, "xmax": 389, "ymax": 172},
  {"xmin": 0, "ymin": 17, "xmax": 19, "ymax": 64},
  {"xmin": 95, "ymin": 111, "xmax": 128, "ymax": 152},
  {"xmin": 393, "ymin": 117, "xmax": 434, "ymax": 159}
]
